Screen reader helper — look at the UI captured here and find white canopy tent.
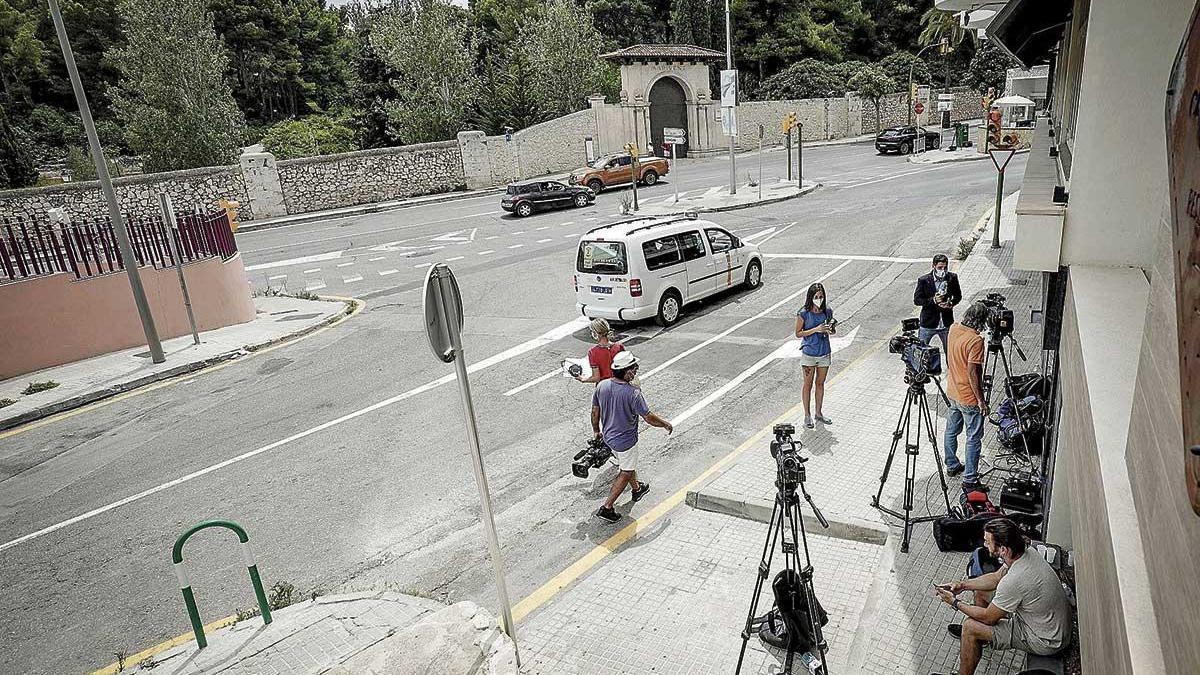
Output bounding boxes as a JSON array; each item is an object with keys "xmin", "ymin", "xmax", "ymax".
[{"xmin": 992, "ymin": 94, "xmax": 1037, "ymax": 125}]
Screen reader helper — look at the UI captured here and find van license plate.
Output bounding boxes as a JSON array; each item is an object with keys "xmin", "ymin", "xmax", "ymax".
[{"xmin": 590, "ymin": 286, "xmax": 612, "ymax": 294}]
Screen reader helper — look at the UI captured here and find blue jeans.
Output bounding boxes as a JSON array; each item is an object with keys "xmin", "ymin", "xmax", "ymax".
[
  {"xmin": 919, "ymin": 326, "xmax": 949, "ymax": 355},
  {"xmin": 944, "ymin": 399, "xmax": 983, "ymax": 483}
]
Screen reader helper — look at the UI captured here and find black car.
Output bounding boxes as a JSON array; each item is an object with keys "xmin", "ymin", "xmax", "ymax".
[
  {"xmin": 501, "ymin": 180, "xmax": 594, "ymax": 217},
  {"xmin": 875, "ymin": 126, "xmax": 941, "ymax": 154}
]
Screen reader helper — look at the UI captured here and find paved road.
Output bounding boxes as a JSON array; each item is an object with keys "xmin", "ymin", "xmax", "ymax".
[{"xmin": 0, "ymin": 142, "xmax": 1026, "ymax": 673}]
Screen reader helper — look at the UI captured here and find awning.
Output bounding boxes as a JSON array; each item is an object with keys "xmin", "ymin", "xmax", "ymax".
[
  {"xmin": 988, "ymin": 0, "xmax": 1073, "ymax": 68},
  {"xmin": 934, "ymin": 0, "xmax": 1005, "ymax": 10},
  {"xmin": 993, "ymin": 94, "xmax": 1037, "ymax": 106}
]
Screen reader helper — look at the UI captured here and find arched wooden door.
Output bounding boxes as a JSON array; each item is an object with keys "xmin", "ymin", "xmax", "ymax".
[{"xmin": 649, "ymin": 77, "xmax": 688, "ymax": 158}]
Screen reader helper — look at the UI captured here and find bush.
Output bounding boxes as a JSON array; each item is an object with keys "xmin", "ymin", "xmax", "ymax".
[
  {"xmin": 260, "ymin": 114, "xmax": 357, "ymax": 160},
  {"xmin": 755, "ymin": 59, "xmax": 848, "ymax": 100},
  {"xmin": 879, "ymin": 52, "xmax": 932, "ymax": 89}
]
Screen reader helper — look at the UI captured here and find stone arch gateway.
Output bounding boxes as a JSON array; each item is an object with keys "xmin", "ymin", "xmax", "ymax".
[{"xmin": 649, "ymin": 76, "xmax": 689, "ymax": 157}]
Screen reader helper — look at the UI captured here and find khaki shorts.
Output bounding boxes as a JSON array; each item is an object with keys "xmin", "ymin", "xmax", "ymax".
[
  {"xmin": 799, "ymin": 354, "xmax": 831, "ymax": 368},
  {"xmin": 613, "ymin": 446, "xmax": 638, "ymax": 472},
  {"xmin": 991, "ymin": 618, "xmax": 1060, "ymax": 656}
]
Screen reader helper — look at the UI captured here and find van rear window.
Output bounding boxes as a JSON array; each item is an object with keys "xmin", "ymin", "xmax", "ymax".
[{"xmin": 577, "ymin": 241, "xmax": 627, "ymax": 275}]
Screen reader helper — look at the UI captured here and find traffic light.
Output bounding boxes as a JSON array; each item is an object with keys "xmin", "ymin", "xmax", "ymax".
[
  {"xmin": 782, "ymin": 112, "xmax": 797, "ymax": 134},
  {"xmin": 911, "ymin": 82, "xmax": 919, "ymax": 102},
  {"xmin": 938, "ymin": 37, "xmax": 951, "ymax": 56},
  {"xmin": 624, "ymin": 142, "xmax": 639, "ymax": 159},
  {"xmin": 987, "ymin": 109, "xmax": 1003, "ymax": 148}
]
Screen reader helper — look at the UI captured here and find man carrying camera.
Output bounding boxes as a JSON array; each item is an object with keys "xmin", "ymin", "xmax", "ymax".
[
  {"xmin": 592, "ymin": 351, "xmax": 673, "ymax": 523},
  {"xmin": 932, "ymin": 518, "xmax": 1072, "ymax": 675},
  {"xmin": 914, "ymin": 254, "xmax": 962, "ymax": 354},
  {"xmin": 944, "ymin": 302, "xmax": 990, "ymax": 491}
]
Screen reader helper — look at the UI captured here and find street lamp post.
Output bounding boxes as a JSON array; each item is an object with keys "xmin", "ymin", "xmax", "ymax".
[
  {"xmin": 47, "ymin": 0, "xmax": 165, "ymax": 363},
  {"xmin": 724, "ymin": 0, "xmax": 736, "ymax": 195},
  {"xmin": 907, "ymin": 41, "xmax": 943, "ymax": 127}
]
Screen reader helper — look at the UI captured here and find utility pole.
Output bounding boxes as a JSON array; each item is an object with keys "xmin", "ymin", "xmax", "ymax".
[
  {"xmin": 47, "ymin": 0, "xmax": 164, "ymax": 364},
  {"xmin": 907, "ymin": 41, "xmax": 940, "ymax": 127},
  {"xmin": 724, "ymin": 0, "xmax": 737, "ymax": 195}
]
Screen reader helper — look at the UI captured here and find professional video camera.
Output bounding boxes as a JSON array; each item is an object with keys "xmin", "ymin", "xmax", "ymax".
[
  {"xmin": 571, "ymin": 438, "xmax": 613, "ymax": 478},
  {"xmin": 979, "ymin": 292, "xmax": 1014, "ymax": 339},
  {"xmin": 770, "ymin": 424, "xmax": 806, "ymax": 494},
  {"xmin": 888, "ymin": 318, "xmax": 942, "ymax": 380}
]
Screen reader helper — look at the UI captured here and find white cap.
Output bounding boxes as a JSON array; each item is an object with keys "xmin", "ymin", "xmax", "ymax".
[{"xmin": 612, "ymin": 351, "xmax": 639, "ymax": 370}]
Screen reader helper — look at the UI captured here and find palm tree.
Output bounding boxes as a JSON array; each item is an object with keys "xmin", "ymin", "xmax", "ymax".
[{"xmin": 918, "ymin": 9, "xmax": 975, "ymax": 47}]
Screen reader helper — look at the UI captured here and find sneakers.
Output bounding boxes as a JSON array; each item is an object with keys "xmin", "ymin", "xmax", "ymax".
[
  {"xmin": 961, "ymin": 481, "xmax": 990, "ymax": 493},
  {"xmin": 947, "ymin": 623, "xmax": 963, "ymax": 639},
  {"xmin": 946, "ymin": 464, "xmax": 965, "ymax": 477},
  {"xmin": 804, "ymin": 416, "xmax": 815, "ymax": 429},
  {"xmin": 631, "ymin": 482, "xmax": 651, "ymax": 503},
  {"xmin": 814, "ymin": 414, "xmax": 833, "ymax": 425},
  {"xmin": 595, "ymin": 506, "xmax": 620, "ymax": 523}
]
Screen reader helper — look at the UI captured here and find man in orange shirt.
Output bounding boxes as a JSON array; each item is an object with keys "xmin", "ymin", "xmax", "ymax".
[{"xmin": 944, "ymin": 303, "xmax": 991, "ymax": 492}]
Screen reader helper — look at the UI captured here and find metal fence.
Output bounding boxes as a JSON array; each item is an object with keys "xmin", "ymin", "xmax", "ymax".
[{"xmin": 0, "ymin": 209, "xmax": 239, "ymax": 283}]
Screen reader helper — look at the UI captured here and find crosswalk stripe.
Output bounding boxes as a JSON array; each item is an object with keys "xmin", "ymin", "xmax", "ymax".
[{"xmin": 379, "ymin": 269, "xmax": 399, "ymax": 276}]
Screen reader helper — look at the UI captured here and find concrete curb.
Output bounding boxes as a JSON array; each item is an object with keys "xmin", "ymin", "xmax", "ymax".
[
  {"xmin": 0, "ymin": 297, "xmax": 360, "ymax": 432},
  {"xmin": 686, "ymin": 486, "xmax": 889, "ymax": 546},
  {"xmin": 235, "ymin": 189, "xmax": 505, "ymax": 232},
  {"xmin": 907, "ymin": 147, "xmax": 1031, "ymax": 165},
  {"xmin": 633, "ymin": 182, "xmax": 821, "ymax": 217}
]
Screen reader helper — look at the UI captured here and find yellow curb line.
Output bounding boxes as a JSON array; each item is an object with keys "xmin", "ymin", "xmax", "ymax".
[
  {"xmin": 0, "ymin": 295, "xmax": 365, "ymax": 442},
  {"xmin": 510, "ymin": 331, "xmax": 892, "ymax": 624},
  {"xmin": 91, "ymin": 615, "xmax": 241, "ymax": 675}
]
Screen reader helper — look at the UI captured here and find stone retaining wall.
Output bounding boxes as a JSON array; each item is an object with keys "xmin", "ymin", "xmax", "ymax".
[{"xmin": 863, "ymin": 87, "xmax": 986, "ymax": 133}]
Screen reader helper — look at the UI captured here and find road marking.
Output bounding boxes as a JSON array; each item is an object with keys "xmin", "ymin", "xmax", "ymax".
[
  {"xmin": 503, "ymin": 369, "xmax": 561, "ymax": 396},
  {"xmin": 446, "ymin": 256, "xmax": 465, "ymax": 261},
  {"xmin": 241, "ymin": 212, "xmax": 494, "ymax": 254},
  {"xmin": 510, "ymin": 331, "xmax": 891, "ymax": 624},
  {"xmin": 840, "ymin": 165, "xmax": 944, "ymax": 189},
  {"xmin": 486, "ymin": 235, "xmax": 500, "ymax": 240},
  {"xmin": 741, "ymin": 226, "xmax": 776, "ymax": 242},
  {"xmin": 244, "ymin": 251, "xmax": 342, "ymax": 272},
  {"xmin": 268, "ymin": 274, "xmax": 287, "ymax": 281},
  {"xmin": 754, "ymin": 223, "xmax": 794, "ymax": 246},
  {"xmin": 343, "ymin": 275, "xmax": 363, "ymax": 284},
  {"xmin": 508, "ymin": 244, "xmax": 524, "ymax": 249},
  {"xmin": 379, "ymin": 269, "xmax": 399, "ymax": 276},
  {"xmin": 641, "ymin": 260, "xmax": 854, "ymax": 381},
  {"xmin": 303, "ymin": 268, "xmax": 321, "ymax": 274},
  {"xmin": 433, "ymin": 228, "xmax": 477, "ymax": 242},
  {"xmin": 560, "ymin": 221, "xmax": 575, "ymax": 226},
  {"xmin": 336, "ymin": 262, "xmax": 355, "ymax": 268},
  {"xmin": 563, "ymin": 234, "xmax": 577, "ymax": 239},
  {"xmin": 369, "ymin": 256, "xmax": 386, "ymax": 262},
  {"xmin": 0, "ymin": 316, "xmax": 587, "ymax": 555},
  {"xmin": 478, "ymin": 250, "xmax": 494, "ymax": 255},
  {"xmin": 537, "ymin": 238, "xmax": 552, "ymax": 243},
  {"xmin": 414, "ymin": 262, "xmax": 432, "ymax": 268},
  {"xmin": 536, "ymin": 226, "xmax": 550, "ymax": 231},
  {"xmin": 586, "ymin": 217, "xmax": 598, "ymax": 221},
  {"xmin": 512, "ymin": 230, "xmax": 525, "ymax": 235},
  {"xmin": 305, "ymin": 281, "xmax": 326, "ymax": 291},
  {"xmin": 765, "ymin": 253, "xmax": 926, "ymax": 263}
]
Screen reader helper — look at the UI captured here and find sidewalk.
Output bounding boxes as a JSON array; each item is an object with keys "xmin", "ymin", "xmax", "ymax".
[
  {"xmin": 517, "ymin": 191, "xmax": 1041, "ymax": 674},
  {"xmin": 909, "ymin": 147, "xmax": 1029, "ymax": 165},
  {"xmin": 236, "ymin": 188, "xmax": 504, "ymax": 233},
  {"xmin": 633, "ymin": 179, "xmax": 819, "ymax": 216},
  {"xmin": 0, "ymin": 295, "xmax": 352, "ymax": 431}
]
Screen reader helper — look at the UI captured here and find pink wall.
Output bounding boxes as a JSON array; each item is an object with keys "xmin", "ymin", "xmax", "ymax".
[{"xmin": 0, "ymin": 254, "xmax": 256, "ymax": 380}]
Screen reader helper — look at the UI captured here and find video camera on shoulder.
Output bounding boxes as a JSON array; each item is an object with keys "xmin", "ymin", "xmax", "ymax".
[
  {"xmin": 888, "ymin": 318, "xmax": 942, "ymax": 380},
  {"xmin": 980, "ymin": 292, "xmax": 1014, "ymax": 338},
  {"xmin": 572, "ymin": 438, "xmax": 613, "ymax": 478}
]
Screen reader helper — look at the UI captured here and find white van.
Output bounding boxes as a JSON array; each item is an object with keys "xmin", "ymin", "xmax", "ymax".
[{"xmin": 574, "ymin": 215, "xmax": 764, "ymax": 326}]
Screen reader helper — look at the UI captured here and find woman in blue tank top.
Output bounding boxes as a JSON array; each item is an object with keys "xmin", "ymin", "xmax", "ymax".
[{"xmin": 794, "ymin": 282, "xmax": 836, "ymax": 429}]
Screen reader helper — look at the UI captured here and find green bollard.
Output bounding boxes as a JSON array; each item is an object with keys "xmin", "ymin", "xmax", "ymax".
[{"xmin": 172, "ymin": 520, "xmax": 273, "ymax": 649}]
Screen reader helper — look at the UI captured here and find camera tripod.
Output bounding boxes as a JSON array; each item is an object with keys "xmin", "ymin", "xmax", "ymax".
[
  {"xmin": 980, "ymin": 333, "xmax": 1039, "ymax": 476},
  {"xmin": 871, "ymin": 373, "xmax": 954, "ymax": 553},
  {"xmin": 735, "ymin": 456, "xmax": 831, "ymax": 675}
]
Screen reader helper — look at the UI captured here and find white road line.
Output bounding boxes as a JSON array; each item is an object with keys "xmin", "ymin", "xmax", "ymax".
[
  {"xmin": 305, "ymin": 281, "xmax": 326, "ymax": 291},
  {"xmin": 379, "ymin": 269, "xmax": 399, "ymax": 276},
  {"xmin": 742, "ymin": 226, "xmax": 776, "ymax": 242},
  {"xmin": 343, "ymin": 275, "xmax": 363, "ymax": 283},
  {"xmin": 446, "ymin": 256, "xmax": 465, "ymax": 261},
  {"xmin": 563, "ymin": 234, "xmax": 577, "ymax": 239},
  {"xmin": 512, "ymin": 231, "xmax": 526, "ymax": 235},
  {"xmin": 641, "ymin": 260, "xmax": 854, "ymax": 381},
  {"xmin": 840, "ymin": 166, "xmax": 944, "ymax": 189},
  {"xmin": 537, "ymin": 238, "xmax": 552, "ymax": 243},
  {"xmin": 536, "ymin": 226, "xmax": 550, "ymax": 231},
  {"xmin": 414, "ymin": 262, "xmax": 432, "ymax": 268},
  {"xmin": 245, "ymin": 251, "xmax": 342, "ymax": 272},
  {"xmin": 369, "ymin": 256, "xmax": 386, "ymax": 262},
  {"xmin": 303, "ymin": 268, "xmax": 322, "ymax": 274},
  {"xmin": 755, "ymin": 223, "xmax": 794, "ymax": 246},
  {"xmin": 765, "ymin": 253, "xmax": 926, "ymax": 263},
  {"xmin": 478, "ymin": 250, "xmax": 495, "ymax": 255},
  {"xmin": 508, "ymin": 244, "xmax": 524, "ymax": 249},
  {"xmin": 242, "ymin": 212, "xmax": 494, "ymax": 254},
  {"xmin": 336, "ymin": 262, "xmax": 355, "ymax": 268},
  {"xmin": 586, "ymin": 217, "xmax": 598, "ymax": 221},
  {"xmin": 486, "ymin": 235, "xmax": 500, "ymax": 240},
  {"xmin": 0, "ymin": 317, "xmax": 590, "ymax": 554},
  {"xmin": 503, "ymin": 369, "xmax": 561, "ymax": 397},
  {"xmin": 560, "ymin": 221, "xmax": 575, "ymax": 226},
  {"xmin": 268, "ymin": 274, "xmax": 287, "ymax": 281}
]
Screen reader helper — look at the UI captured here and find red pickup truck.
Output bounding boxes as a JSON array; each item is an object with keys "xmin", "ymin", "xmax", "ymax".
[{"xmin": 568, "ymin": 153, "xmax": 670, "ymax": 193}]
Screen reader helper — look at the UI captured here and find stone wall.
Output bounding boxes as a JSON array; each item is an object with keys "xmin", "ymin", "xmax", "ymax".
[
  {"xmin": 861, "ymin": 87, "xmax": 986, "ymax": 134},
  {"xmin": 482, "ymin": 109, "xmax": 597, "ymax": 186},
  {"xmin": 276, "ymin": 141, "xmax": 464, "ymax": 215},
  {"xmin": 0, "ymin": 166, "xmax": 250, "ymax": 223},
  {"xmin": 732, "ymin": 98, "xmax": 839, "ymax": 151}
]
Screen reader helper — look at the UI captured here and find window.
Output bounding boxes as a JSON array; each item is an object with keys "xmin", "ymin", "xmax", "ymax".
[
  {"xmin": 615, "ymin": 156, "xmax": 632, "ymax": 167},
  {"xmin": 706, "ymin": 228, "xmax": 733, "ymax": 253},
  {"xmin": 642, "ymin": 236, "xmax": 683, "ymax": 271},
  {"xmin": 680, "ymin": 231, "xmax": 707, "ymax": 261},
  {"xmin": 543, "ymin": 182, "xmax": 564, "ymax": 191},
  {"xmin": 577, "ymin": 241, "xmax": 628, "ymax": 275}
]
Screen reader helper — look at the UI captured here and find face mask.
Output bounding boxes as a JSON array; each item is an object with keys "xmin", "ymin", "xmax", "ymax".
[
  {"xmin": 934, "ymin": 268, "xmax": 947, "ymax": 279},
  {"xmin": 813, "ymin": 298, "xmax": 824, "ymax": 308}
]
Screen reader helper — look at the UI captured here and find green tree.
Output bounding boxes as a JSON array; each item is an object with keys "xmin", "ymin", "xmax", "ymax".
[
  {"xmin": 755, "ymin": 58, "xmax": 848, "ymax": 100},
  {"xmin": 371, "ymin": 0, "xmax": 478, "ymax": 144},
  {"xmin": 0, "ymin": 0, "xmax": 47, "ymax": 109},
  {"xmin": 110, "ymin": 0, "xmax": 245, "ymax": 171},
  {"xmin": 918, "ymin": 7, "xmax": 971, "ymax": 48},
  {"xmin": 671, "ymin": 0, "xmax": 717, "ymax": 47},
  {"xmin": 847, "ymin": 63, "xmax": 895, "ymax": 131},
  {"xmin": 472, "ymin": 49, "xmax": 548, "ymax": 134},
  {"xmin": 963, "ymin": 39, "xmax": 1017, "ymax": 94},
  {"xmin": 518, "ymin": 0, "xmax": 615, "ymax": 118},
  {"xmin": 260, "ymin": 112, "xmax": 356, "ymax": 159},
  {"xmin": 34, "ymin": 0, "xmax": 124, "ymax": 117},
  {"xmin": 879, "ymin": 50, "xmax": 931, "ymax": 87},
  {"xmin": 862, "ymin": 0, "xmax": 931, "ymax": 56},
  {"xmin": 0, "ymin": 101, "xmax": 37, "ymax": 187},
  {"xmin": 733, "ymin": 0, "xmax": 876, "ymax": 83},
  {"xmin": 583, "ymin": 0, "xmax": 664, "ymax": 48},
  {"xmin": 342, "ymin": 0, "xmax": 397, "ymax": 148}
]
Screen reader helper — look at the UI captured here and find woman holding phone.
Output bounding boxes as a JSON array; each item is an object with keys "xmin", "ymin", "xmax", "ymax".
[{"xmin": 795, "ymin": 282, "xmax": 836, "ymax": 429}]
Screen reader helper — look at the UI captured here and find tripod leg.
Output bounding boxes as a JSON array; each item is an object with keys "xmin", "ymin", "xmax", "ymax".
[
  {"xmin": 920, "ymin": 393, "xmax": 954, "ymax": 512},
  {"xmin": 792, "ymin": 500, "xmax": 830, "ymax": 674},
  {"xmin": 873, "ymin": 389, "xmax": 914, "ymax": 508},
  {"xmin": 735, "ymin": 497, "xmax": 784, "ymax": 675}
]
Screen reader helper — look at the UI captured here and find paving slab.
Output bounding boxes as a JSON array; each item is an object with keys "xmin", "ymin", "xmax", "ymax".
[{"xmin": 0, "ymin": 295, "xmax": 351, "ymax": 431}]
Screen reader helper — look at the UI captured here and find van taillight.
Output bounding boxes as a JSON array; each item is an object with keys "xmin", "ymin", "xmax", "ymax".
[{"xmin": 630, "ymin": 279, "xmax": 642, "ymax": 297}]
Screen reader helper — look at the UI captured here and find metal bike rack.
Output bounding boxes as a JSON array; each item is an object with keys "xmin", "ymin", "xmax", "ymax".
[{"xmin": 172, "ymin": 520, "xmax": 272, "ymax": 649}]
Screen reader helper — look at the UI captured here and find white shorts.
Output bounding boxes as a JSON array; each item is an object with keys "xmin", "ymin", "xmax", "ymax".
[
  {"xmin": 613, "ymin": 446, "xmax": 638, "ymax": 471},
  {"xmin": 799, "ymin": 354, "xmax": 831, "ymax": 368}
]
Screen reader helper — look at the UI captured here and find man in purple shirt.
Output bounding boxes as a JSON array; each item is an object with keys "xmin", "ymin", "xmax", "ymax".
[{"xmin": 592, "ymin": 351, "xmax": 673, "ymax": 522}]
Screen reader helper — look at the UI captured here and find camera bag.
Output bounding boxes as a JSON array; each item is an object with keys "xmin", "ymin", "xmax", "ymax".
[
  {"xmin": 759, "ymin": 569, "xmax": 828, "ymax": 652},
  {"xmin": 934, "ymin": 491, "xmax": 1004, "ymax": 552},
  {"xmin": 1000, "ymin": 475, "xmax": 1044, "ymax": 513}
]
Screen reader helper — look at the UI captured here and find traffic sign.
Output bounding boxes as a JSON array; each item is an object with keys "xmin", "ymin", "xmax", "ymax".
[
  {"xmin": 722, "ymin": 106, "xmax": 738, "ymax": 137},
  {"xmin": 422, "ymin": 263, "xmax": 464, "ymax": 363},
  {"xmin": 720, "ymin": 69, "xmax": 738, "ymax": 107},
  {"xmin": 938, "ymin": 93, "xmax": 954, "ymax": 101},
  {"xmin": 914, "ymin": 102, "xmax": 925, "ymax": 114},
  {"xmin": 663, "ymin": 127, "xmax": 686, "ymax": 144},
  {"xmin": 988, "ymin": 148, "xmax": 1016, "ymax": 173}
]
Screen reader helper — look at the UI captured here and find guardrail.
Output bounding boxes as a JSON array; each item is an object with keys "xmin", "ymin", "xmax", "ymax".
[
  {"xmin": 0, "ymin": 208, "xmax": 238, "ymax": 283},
  {"xmin": 172, "ymin": 519, "xmax": 273, "ymax": 649}
]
